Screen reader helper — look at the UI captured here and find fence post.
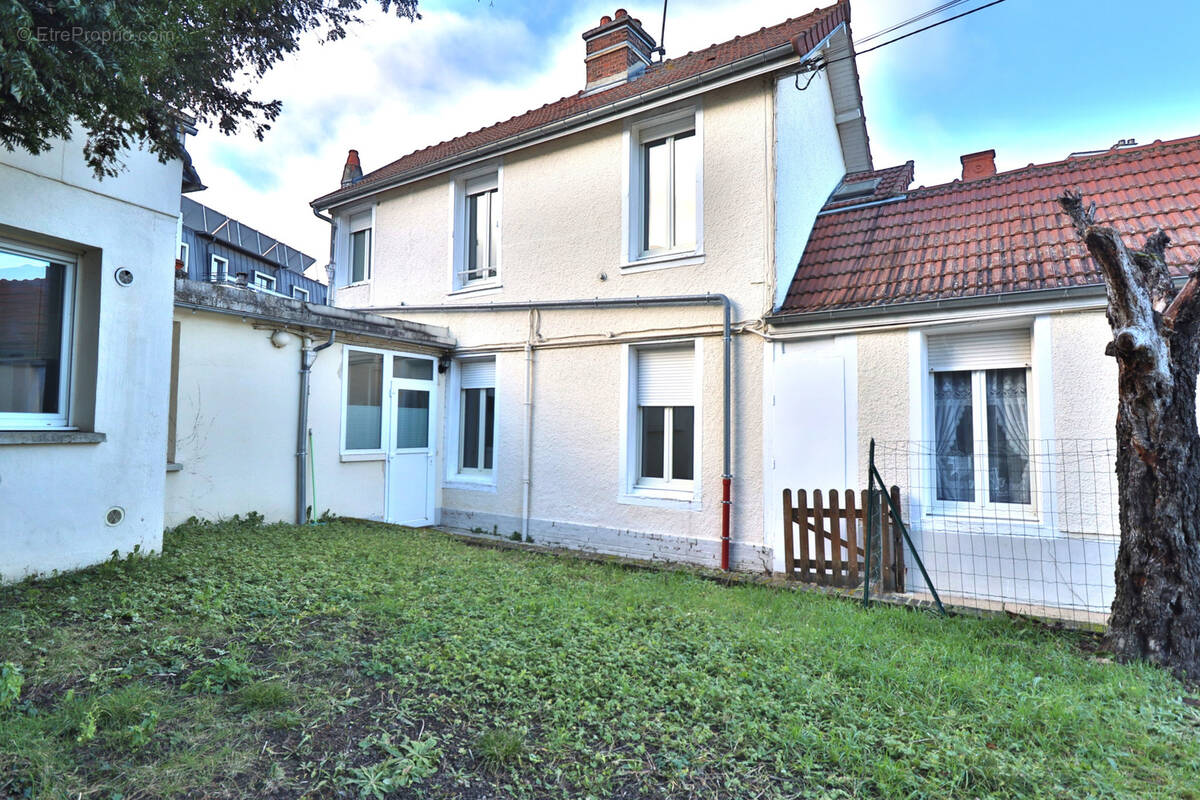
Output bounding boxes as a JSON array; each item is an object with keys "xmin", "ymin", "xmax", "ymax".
[
  {"xmin": 891, "ymin": 485, "xmax": 905, "ymax": 593},
  {"xmin": 781, "ymin": 489, "xmax": 794, "ymax": 579},
  {"xmin": 865, "ymin": 440, "xmax": 875, "ymax": 608}
]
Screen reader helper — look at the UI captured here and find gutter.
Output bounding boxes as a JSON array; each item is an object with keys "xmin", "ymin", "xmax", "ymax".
[
  {"xmin": 766, "ymin": 283, "xmax": 1112, "ymax": 329},
  {"xmin": 368, "ymin": 294, "xmax": 738, "ymax": 571},
  {"xmin": 311, "ymin": 23, "xmax": 845, "ymax": 212}
]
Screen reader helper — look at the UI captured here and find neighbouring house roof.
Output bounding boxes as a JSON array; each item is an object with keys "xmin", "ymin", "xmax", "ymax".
[
  {"xmin": 182, "ymin": 197, "xmax": 316, "ymax": 274},
  {"xmin": 312, "ymin": 0, "xmax": 850, "ymax": 210},
  {"xmin": 778, "ymin": 134, "xmax": 1200, "ymax": 316}
]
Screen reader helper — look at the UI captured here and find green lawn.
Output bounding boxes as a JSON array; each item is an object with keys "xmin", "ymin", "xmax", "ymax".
[{"xmin": 2, "ymin": 517, "xmax": 1198, "ymax": 799}]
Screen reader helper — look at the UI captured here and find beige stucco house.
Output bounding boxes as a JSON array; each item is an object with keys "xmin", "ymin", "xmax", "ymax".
[{"xmin": 310, "ymin": 1, "xmax": 870, "ymax": 570}]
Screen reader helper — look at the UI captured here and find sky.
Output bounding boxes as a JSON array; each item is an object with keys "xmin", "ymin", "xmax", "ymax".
[{"xmin": 183, "ymin": 0, "xmax": 1200, "ymax": 268}]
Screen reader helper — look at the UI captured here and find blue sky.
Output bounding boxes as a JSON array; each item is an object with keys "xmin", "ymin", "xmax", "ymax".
[{"xmin": 186, "ymin": 0, "xmax": 1200, "ymax": 267}]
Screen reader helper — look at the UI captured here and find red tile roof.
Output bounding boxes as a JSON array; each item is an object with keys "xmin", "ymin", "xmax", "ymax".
[
  {"xmin": 780, "ymin": 134, "xmax": 1200, "ymax": 315},
  {"xmin": 313, "ymin": 1, "xmax": 849, "ymax": 209}
]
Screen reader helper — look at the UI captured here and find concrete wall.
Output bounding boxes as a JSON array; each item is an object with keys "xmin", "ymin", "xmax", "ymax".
[
  {"xmin": 0, "ymin": 135, "xmax": 181, "ymax": 581},
  {"xmin": 165, "ymin": 310, "xmax": 424, "ymax": 526},
  {"xmin": 318, "ymin": 76, "xmax": 842, "ymax": 572}
]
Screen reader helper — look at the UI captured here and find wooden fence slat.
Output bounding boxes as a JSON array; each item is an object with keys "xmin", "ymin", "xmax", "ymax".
[
  {"xmin": 892, "ymin": 485, "xmax": 905, "ymax": 593},
  {"xmin": 782, "ymin": 489, "xmax": 794, "ymax": 579},
  {"xmin": 796, "ymin": 490, "xmax": 810, "ymax": 583},
  {"xmin": 812, "ymin": 490, "xmax": 826, "ymax": 586},
  {"xmin": 844, "ymin": 488, "xmax": 859, "ymax": 587},
  {"xmin": 827, "ymin": 489, "xmax": 842, "ymax": 586}
]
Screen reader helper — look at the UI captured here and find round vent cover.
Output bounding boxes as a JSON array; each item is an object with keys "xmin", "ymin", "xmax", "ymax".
[
  {"xmin": 114, "ymin": 268, "xmax": 134, "ymax": 286},
  {"xmin": 105, "ymin": 506, "xmax": 126, "ymax": 526}
]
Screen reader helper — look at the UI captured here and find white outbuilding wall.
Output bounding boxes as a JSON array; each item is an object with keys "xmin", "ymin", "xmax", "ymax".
[{"xmin": 0, "ymin": 135, "xmax": 181, "ymax": 581}]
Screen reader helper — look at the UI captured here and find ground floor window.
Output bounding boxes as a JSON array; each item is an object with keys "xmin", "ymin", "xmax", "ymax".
[
  {"xmin": 0, "ymin": 242, "xmax": 74, "ymax": 429},
  {"xmin": 633, "ymin": 343, "xmax": 696, "ymax": 493},
  {"xmin": 928, "ymin": 329, "xmax": 1032, "ymax": 509},
  {"xmin": 457, "ymin": 359, "xmax": 495, "ymax": 474}
]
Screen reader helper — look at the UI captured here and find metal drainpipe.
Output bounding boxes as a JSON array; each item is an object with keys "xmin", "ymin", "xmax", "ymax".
[
  {"xmin": 522, "ymin": 339, "xmax": 534, "ymax": 541},
  {"xmin": 364, "ymin": 294, "xmax": 735, "ymax": 570},
  {"xmin": 297, "ymin": 331, "xmax": 336, "ymax": 524},
  {"xmin": 312, "ymin": 207, "xmax": 337, "ymax": 306}
]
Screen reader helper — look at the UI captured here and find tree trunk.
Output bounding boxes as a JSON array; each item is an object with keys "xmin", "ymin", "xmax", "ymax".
[{"xmin": 1059, "ymin": 191, "xmax": 1200, "ymax": 681}]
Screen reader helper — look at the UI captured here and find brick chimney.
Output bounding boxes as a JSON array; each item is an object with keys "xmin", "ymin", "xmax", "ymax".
[
  {"xmin": 341, "ymin": 149, "xmax": 363, "ymax": 187},
  {"xmin": 960, "ymin": 149, "xmax": 996, "ymax": 181},
  {"xmin": 581, "ymin": 9, "xmax": 657, "ymax": 91}
]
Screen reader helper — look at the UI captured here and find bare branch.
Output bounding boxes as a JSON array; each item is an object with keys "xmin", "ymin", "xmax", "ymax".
[{"xmin": 1164, "ymin": 266, "xmax": 1200, "ymax": 334}]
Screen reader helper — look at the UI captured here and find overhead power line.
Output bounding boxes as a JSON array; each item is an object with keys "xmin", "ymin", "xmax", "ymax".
[{"xmin": 795, "ymin": 0, "xmax": 1011, "ymax": 88}]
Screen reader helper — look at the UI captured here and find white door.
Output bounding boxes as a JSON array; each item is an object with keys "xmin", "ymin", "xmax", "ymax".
[{"xmin": 386, "ymin": 355, "xmax": 437, "ymax": 526}]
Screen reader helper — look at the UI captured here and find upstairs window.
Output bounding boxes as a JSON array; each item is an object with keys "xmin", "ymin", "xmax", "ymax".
[
  {"xmin": 627, "ymin": 110, "xmax": 700, "ymax": 263},
  {"xmin": 0, "ymin": 243, "xmax": 75, "ymax": 430},
  {"xmin": 454, "ymin": 173, "xmax": 500, "ymax": 290},
  {"xmin": 928, "ymin": 330, "xmax": 1032, "ymax": 509},
  {"xmin": 633, "ymin": 344, "xmax": 696, "ymax": 493},
  {"xmin": 209, "ymin": 255, "xmax": 229, "ymax": 282},
  {"xmin": 253, "ymin": 271, "xmax": 276, "ymax": 292},
  {"xmin": 348, "ymin": 211, "xmax": 373, "ymax": 284},
  {"xmin": 292, "ymin": 286, "xmax": 310, "ymax": 301}
]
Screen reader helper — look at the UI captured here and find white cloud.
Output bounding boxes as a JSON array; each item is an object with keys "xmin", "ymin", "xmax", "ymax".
[{"xmin": 184, "ymin": 1, "xmax": 959, "ymax": 266}]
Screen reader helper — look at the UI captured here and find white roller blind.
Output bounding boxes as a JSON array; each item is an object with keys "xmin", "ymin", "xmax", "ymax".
[
  {"xmin": 459, "ymin": 358, "xmax": 495, "ymax": 389},
  {"xmin": 637, "ymin": 345, "xmax": 694, "ymax": 406},
  {"xmin": 927, "ymin": 329, "xmax": 1031, "ymax": 372}
]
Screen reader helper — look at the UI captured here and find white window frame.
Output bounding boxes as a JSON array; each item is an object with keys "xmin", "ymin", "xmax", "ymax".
[
  {"xmin": 209, "ymin": 254, "xmax": 229, "ymax": 282},
  {"xmin": 340, "ymin": 206, "xmax": 375, "ymax": 288},
  {"xmin": 0, "ymin": 237, "xmax": 77, "ymax": 431},
  {"xmin": 448, "ymin": 164, "xmax": 502, "ymax": 295},
  {"xmin": 621, "ymin": 104, "xmax": 704, "ymax": 271},
  {"xmin": 444, "ymin": 356, "xmax": 498, "ymax": 490},
  {"xmin": 911, "ymin": 319, "xmax": 1054, "ymax": 531},
  {"xmin": 178, "ymin": 241, "xmax": 189, "ymax": 270},
  {"xmin": 292, "ymin": 286, "xmax": 310, "ymax": 301},
  {"xmin": 252, "ymin": 271, "xmax": 276, "ymax": 292},
  {"xmin": 618, "ymin": 339, "xmax": 703, "ymax": 508},
  {"xmin": 340, "ymin": 345, "xmax": 389, "ymax": 460}
]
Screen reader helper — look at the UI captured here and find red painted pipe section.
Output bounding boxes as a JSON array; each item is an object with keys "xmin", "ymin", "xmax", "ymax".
[{"xmin": 721, "ymin": 477, "xmax": 731, "ymax": 571}]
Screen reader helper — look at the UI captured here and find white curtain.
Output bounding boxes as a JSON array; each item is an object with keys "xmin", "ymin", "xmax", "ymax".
[
  {"xmin": 934, "ymin": 371, "xmax": 974, "ymax": 502},
  {"xmin": 986, "ymin": 369, "xmax": 1030, "ymax": 504}
]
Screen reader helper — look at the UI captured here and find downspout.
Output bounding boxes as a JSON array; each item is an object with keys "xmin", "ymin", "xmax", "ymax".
[
  {"xmin": 522, "ymin": 314, "xmax": 535, "ymax": 540},
  {"xmin": 312, "ymin": 207, "xmax": 337, "ymax": 306},
  {"xmin": 297, "ymin": 331, "xmax": 336, "ymax": 524},
  {"xmin": 363, "ymin": 294, "xmax": 735, "ymax": 570}
]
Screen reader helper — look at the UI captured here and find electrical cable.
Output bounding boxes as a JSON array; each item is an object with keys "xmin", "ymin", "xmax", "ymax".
[{"xmin": 796, "ymin": 0, "xmax": 1010, "ymax": 83}]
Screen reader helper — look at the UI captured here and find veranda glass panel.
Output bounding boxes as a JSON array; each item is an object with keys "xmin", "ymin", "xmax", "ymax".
[
  {"xmin": 0, "ymin": 251, "xmax": 64, "ymax": 414},
  {"xmin": 934, "ymin": 370, "xmax": 974, "ymax": 502},
  {"xmin": 672, "ymin": 132, "xmax": 697, "ymax": 250},
  {"xmin": 671, "ymin": 406, "xmax": 694, "ymax": 480},
  {"xmin": 986, "ymin": 368, "xmax": 1031, "ymax": 504},
  {"xmin": 393, "ymin": 357, "xmax": 433, "ymax": 380},
  {"xmin": 395, "ymin": 389, "xmax": 430, "ymax": 449},
  {"xmin": 345, "ymin": 351, "xmax": 383, "ymax": 449},
  {"xmin": 643, "ymin": 139, "xmax": 669, "ymax": 252},
  {"xmin": 640, "ymin": 406, "xmax": 666, "ymax": 479}
]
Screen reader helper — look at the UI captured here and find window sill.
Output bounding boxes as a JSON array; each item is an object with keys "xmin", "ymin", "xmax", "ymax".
[
  {"xmin": 343, "ymin": 280, "xmax": 371, "ymax": 290},
  {"xmin": 620, "ymin": 250, "xmax": 704, "ymax": 274},
  {"xmin": 619, "ymin": 488, "xmax": 701, "ymax": 510},
  {"xmin": 340, "ymin": 452, "xmax": 385, "ymax": 462},
  {"xmin": 0, "ymin": 430, "xmax": 106, "ymax": 445},
  {"xmin": 444, "ymin": 478, "xmax": 498, "ymax": 493},
  {"xmin": 448, "ymin": 282, "xmax": 502, "ymax": 298}
]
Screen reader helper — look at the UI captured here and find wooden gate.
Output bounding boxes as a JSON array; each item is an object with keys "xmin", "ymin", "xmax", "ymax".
[{"xmin": 781, "ymin": 488, "xmax": 905, "ymax": 591}]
